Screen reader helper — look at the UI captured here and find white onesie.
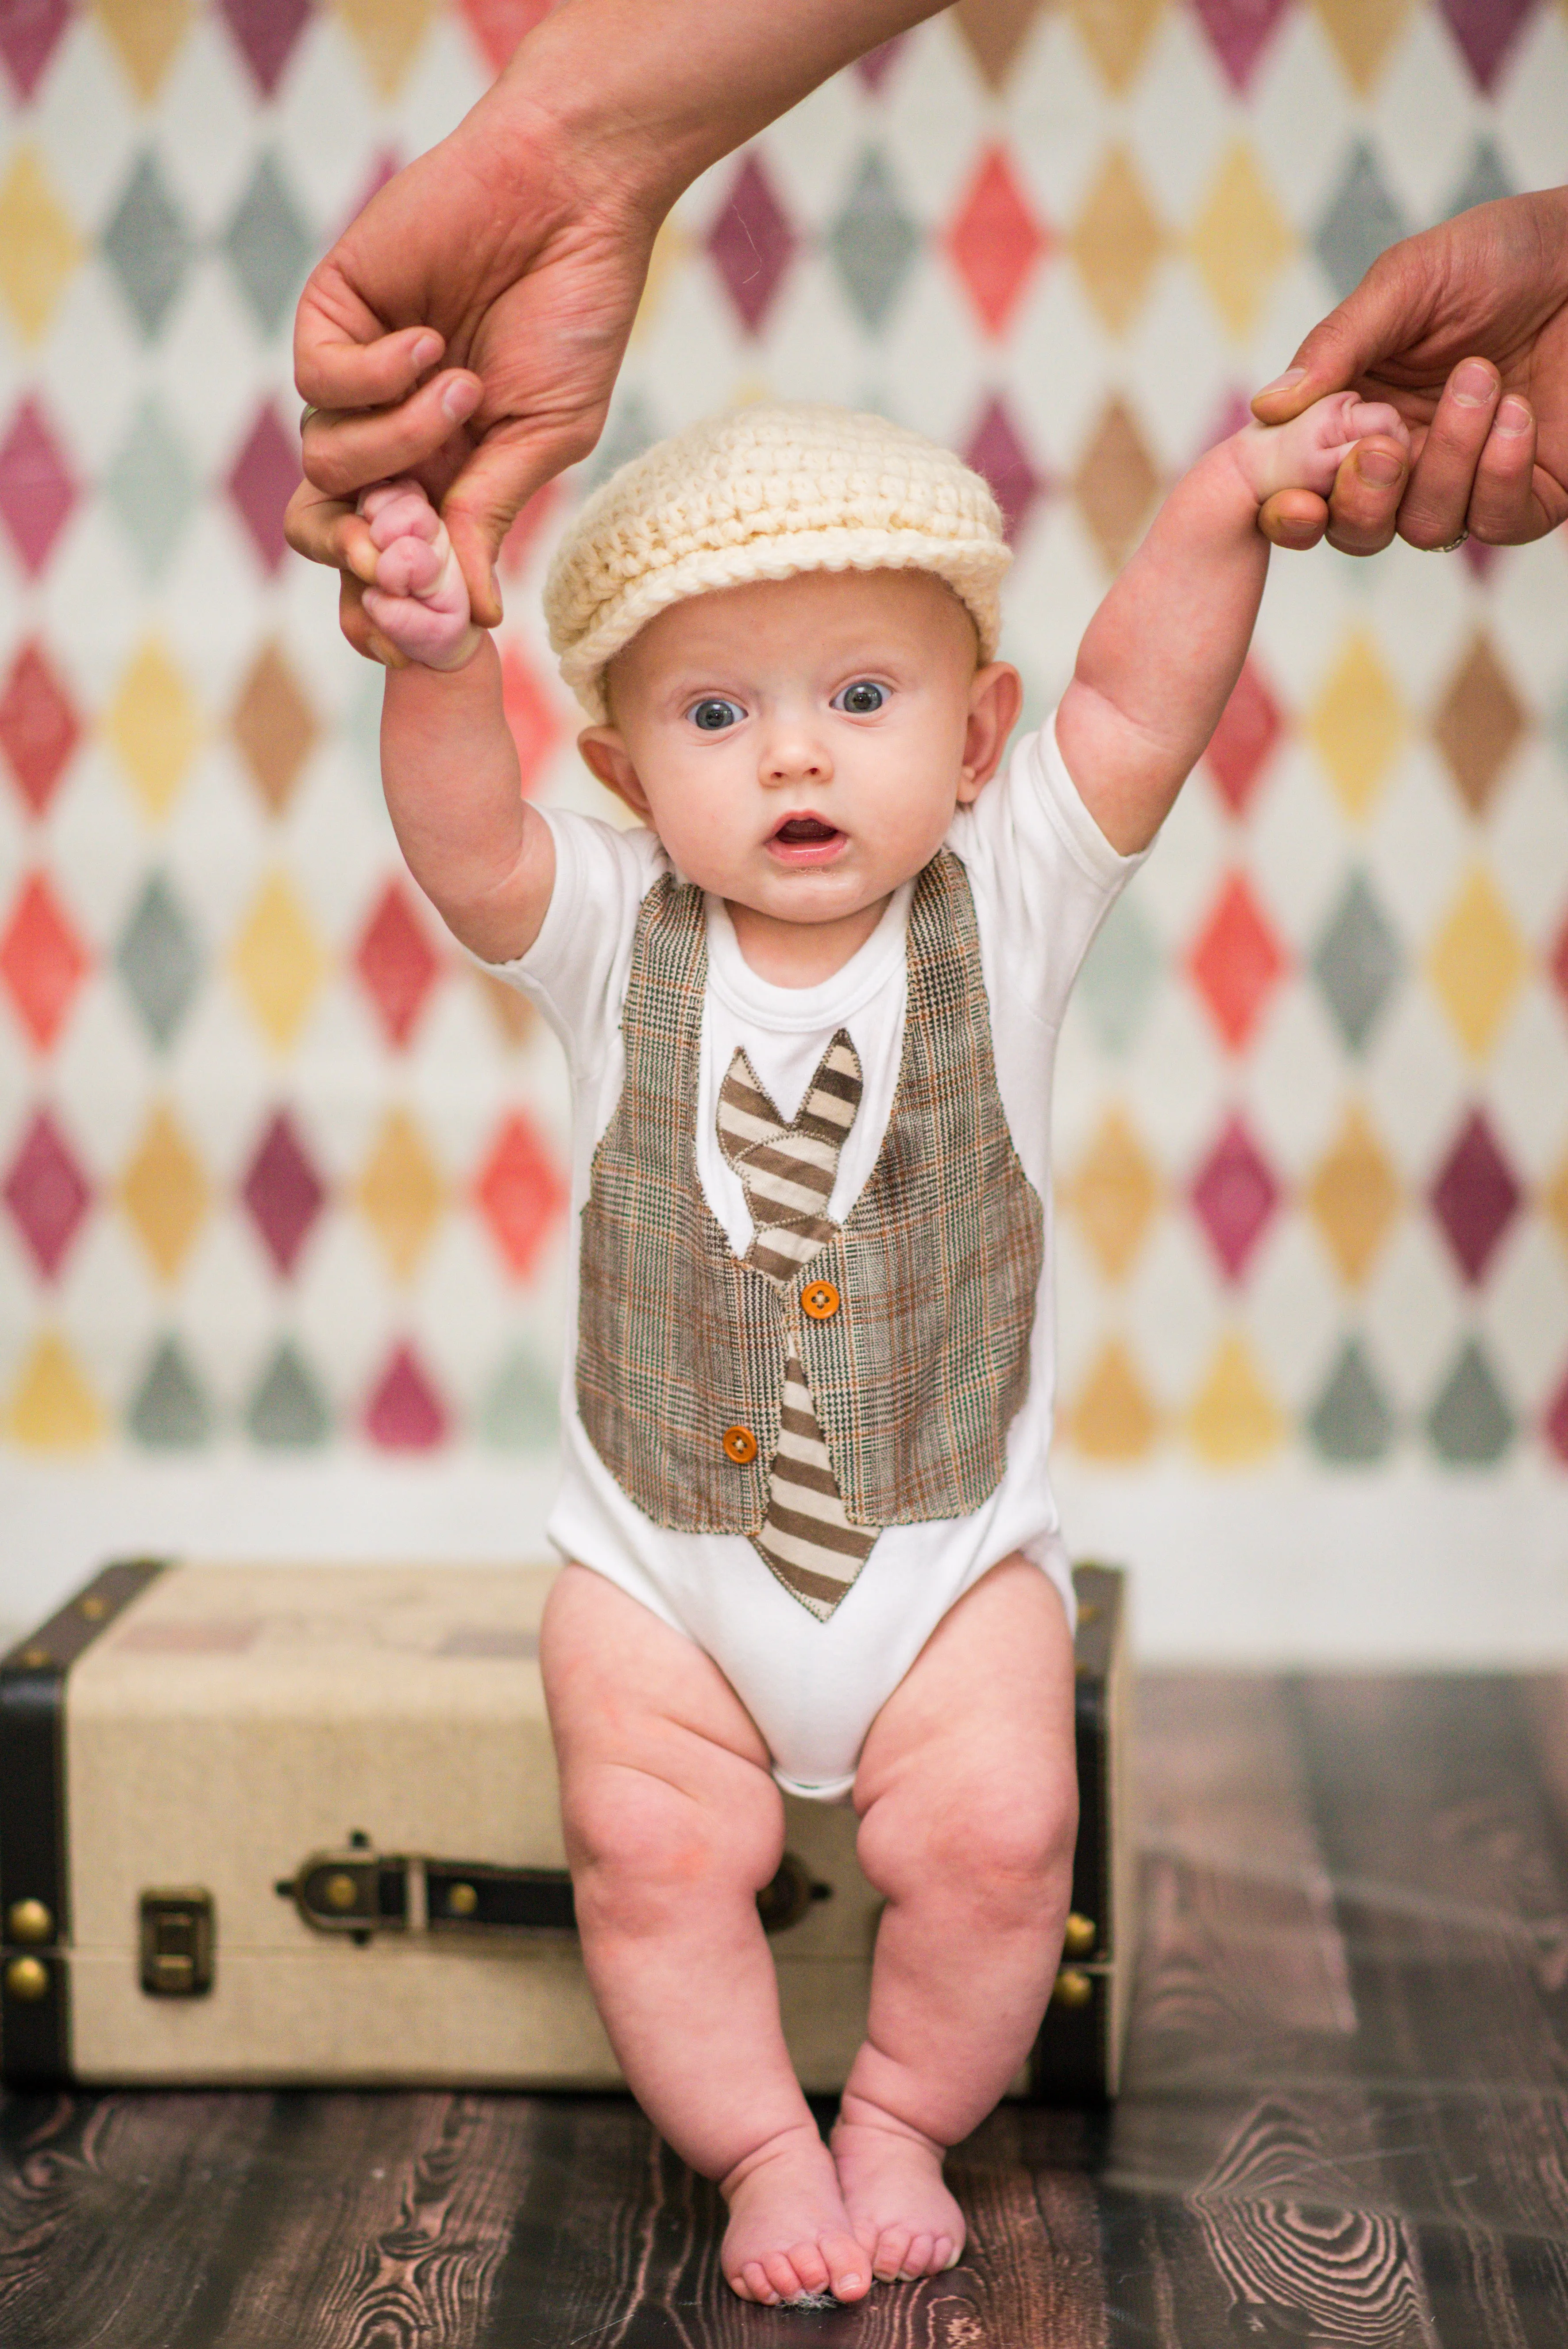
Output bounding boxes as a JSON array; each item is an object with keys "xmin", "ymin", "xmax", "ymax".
[{"xmin": 491, "ymin": 715, "xmax": 1145, "ymax": 1798}]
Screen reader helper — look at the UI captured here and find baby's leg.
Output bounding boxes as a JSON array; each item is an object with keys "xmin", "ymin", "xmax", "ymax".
[
  {"xmin": 833, "ymin": 1552, "xmax": 1078, "ymax": 2282},
  {"xmin": 541, "ymin": 1563, "xmax": 869, "ymax": 2307}
]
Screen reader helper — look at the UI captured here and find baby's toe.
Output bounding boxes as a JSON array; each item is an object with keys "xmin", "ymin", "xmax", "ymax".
[
  {"xmin": 734, "ymin": 2259, "xmax": 777, "ymax": 2305},
  {"xmin": 897, "ymin": 2229, "xmax": 936, "ymax": 2280},
  {"xmin": 871, "ymin": 2223, "xmax": 913, "ymax": 2282},
  {"xmin": 824, "ymin": 2233, "xmax": 869, "ymax": 2301},
  {"xmin": 938, "ymin": 2235, "xmax": 962, "ymax": 2271}
]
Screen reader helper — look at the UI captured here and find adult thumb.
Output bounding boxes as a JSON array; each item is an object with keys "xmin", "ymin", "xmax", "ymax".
[
  {"xmin": 441, "ymin": 418, "xmax": 601, "ymax": 627},
  {"xmin": 1251, "ymin": 248, "xmax": 1422, "ymax": 424}
]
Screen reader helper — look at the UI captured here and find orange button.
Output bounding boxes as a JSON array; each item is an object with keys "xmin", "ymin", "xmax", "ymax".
[
  {"xmin": 801, "ymin": 1279, "xmax": 840, "ymax": 1322},
  {"xmin": 722, "ymin": 1425, "xmax": 758, "ymax": 1464}
]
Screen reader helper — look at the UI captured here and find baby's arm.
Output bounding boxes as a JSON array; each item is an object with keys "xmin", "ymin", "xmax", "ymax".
[
  {"xmin": 1056, "ymin": 395, "xmax": 1410, "ymax": 854},
  {"xmin": 362, "ymin": 480, "xmax": 555, "ymax": 965}
]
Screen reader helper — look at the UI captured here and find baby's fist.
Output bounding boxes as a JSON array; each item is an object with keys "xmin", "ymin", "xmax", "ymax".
[
  {"xmin": 358, "ymin": 480, "xmax": 480, "ymax": 671},
  {"xmin": 1236, "ymin": 393, "xmax": 1411, "ymax": 511}
]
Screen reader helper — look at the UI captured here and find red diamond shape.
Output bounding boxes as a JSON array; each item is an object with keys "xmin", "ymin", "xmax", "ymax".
[
  {"xmin": 475, "ymin": 1112, "xmax": 567, "ymax": 1280},
  {"xmin": 218, "ymin": 0, "xmax": 312, "ymax": 95},
  {"xmin": 0, "ymin": 640, "xmax": 79, "ymax": 817},
  {"xmin": 228, "ymin": 402, "xmax": 298, "ymax": 575},
  {"xmin": 964, "ymin": 394, "xmax": 1046, "ymax": 545},
  {"xmin": 1191, "ymin": 1114, "xmax": 1278, "ymax": 1280},
  {"xmin": 457, "ymin": 0, "xmax": 552, "ymax": 72},
  {"xmin": 1430, "ymin": 1109, "xmax": 1520, "ymax": 1284},
  {"xmin": 707, "ymin": 151, "xmax": 797, "ymax": 336},
  {"xmin": 1437, "ymin": 0, "xmax": 1536, "ymax": 92},
  {"xmin": 1198, "ymin": 389, "xmax": 1255, "ymax": 455},
  {"xmin": 1205, "ymin": 658, "xmax": 1283, "ymax": 818},
  {"xmin": 4, "ymin": 1108, "xmax": 90, "ymax": 1279},
  {"xmin": 856, "ymin": 35, "xmax": 908, "ymax": 90},
  {"xmin": 0, "ymin": 872, "xmax": 89, "ymax": 1050},
  {"xmin": 0, "ymin": 0, "xmax": 70, "ymax": 97},
  {"xmin": 1192, "ymin": 0, "xmax": 1292, "ymax": 90},
  {"xmin": 946, "ymin": 144, "xmax": 1049, "ymax": 339},
  {"xmin": 0, "ymin": 398, "xmax": 77, "ymax": 579},
  {"xmin": 242, "ymin": 1110, "xmax": 325, "ymax": 1276},
  {"xmin": 365, "ymin": 1341, "xmax": 447, "ymax": 1450},
  {"xmin": 356, "ymin": 878, "xmax": 441, "ymax": 1048},
  {"xmin": 1189, "ymin": 872, "xmax": 1286, "ymax": 1051},
  {"xmin": 498, "ymin": 480, "xmax": 562, "ymax": 581},
  {"xmin": 500, "ymin": 643, "xmax": 562, "ymax": 794},
  {"xmin": 1546, "ymin": 1362, "xmax": 1568, "ymax": 1466}
]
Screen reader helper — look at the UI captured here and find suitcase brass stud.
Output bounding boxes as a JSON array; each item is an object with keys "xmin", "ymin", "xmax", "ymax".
[
  {"xmin": 79, "ymin": 1594, "xmax": 108, "ymax": 1620},
  {"xmin": 323, "ymin": 1872, "xmax": 361, "ymax": 1912},
  {"xmin": 1051, "ymin": 1967, "xmax": 1094, "ymax": 2009},
  {"xmin": 445, "ymin": 1882, "xmax": 479, "ymax": 1919},
  {"xmin": 18, "ymin": 1646, "xmax": 50, "ymax": 1669},
  {"xmin": 1061, "ymin": 1912, "xmax": 1097, "ymax": 1959},
  {"xmin": 5, "ymin": 1955, "xmax": 50, "ymax": 2003},
  {"xmin": 6, "ymin": 1899, "xmax": 54, "ymax": 1944}
]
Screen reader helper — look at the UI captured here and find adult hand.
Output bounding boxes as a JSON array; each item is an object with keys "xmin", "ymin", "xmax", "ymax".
[
  {"xmin": 287, "ymin": 0, "xmax": 943, "ymax": 662},
  {"xmin": 1251, "ymin": 186, "xmax": 1568, "ymax": 555}
]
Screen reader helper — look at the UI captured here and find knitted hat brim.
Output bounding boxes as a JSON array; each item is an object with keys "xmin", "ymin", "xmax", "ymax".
[{"xmin": 561, "ymin": 528, "xmax": 1010, "ymax": 723}]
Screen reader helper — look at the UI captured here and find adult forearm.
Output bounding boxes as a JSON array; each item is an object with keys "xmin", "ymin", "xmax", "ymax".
[{"xmin": 488, "ymin": 0, "xmax": 944, "ymax": 218}]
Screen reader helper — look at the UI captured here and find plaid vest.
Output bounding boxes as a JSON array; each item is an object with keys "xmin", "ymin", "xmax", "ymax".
[{"xmin": 575, "ymin": 850, "xmax": 1044, "ymax": 1535}]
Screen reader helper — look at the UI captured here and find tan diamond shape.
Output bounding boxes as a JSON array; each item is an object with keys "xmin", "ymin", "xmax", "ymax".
[
  {"xmin": 952, "ymin": 0, "xmax": 1045, "ymax": 89},
  {"xmin": 1074, "ymin": 396, "xmax": 1162, "ymax": 573},
  {"xmin": 232, "ymin": 641, "xmax": 317, "ymax": 816},
  {"xmin": 1305, "ymin": 1102, "xmax": 1401, "ymax": 1287},
  {"xmin": 120, "ymin": 1102, "xmax": 208, "ymax": 1282},
  {"xmin": 1426, "ymin": 865, "xmax": 1526, "ymax": 1061},
  {"xmin": 1064, "ymin": 1105, "xmax": 1162, "ymax": 1281},
  {"xmin": 231, "ymin": 871, "xmax": 325, "ymax": 1051},
  {"xmin": 357, "ymin": 1108, "xmax": 445, "ymax": 1282},
  {"xmin": 1545, "ymin": 1156, "xmax": 1568, "ymax": 1257},
  {"xmin": 0, "ymin": 150, "xmax": 82, "ymax": 346},
  {"xmin": 1065, "ymin": 1337, "xmax": 1160, "ymax": 1460},
  {"xmin": 1070, "ymin": 147, "xmax": 1166, "ymax": 336},
  {"xmin": 1190, "ymin": 141, "xmax": 1295, "ymax": 342},
  {"xmin": 1069, "ymin": 0, "xmax": 1164, "ymax": 91},
  {"xmin": 95, "ymin": 0, "xmax": 195, "ymax": 100},
  {"xmin": 474, "ymin": 968, "xmax": 538, "ymax": 1048},
  {"xmin": 1313, "ymin": 0, "xmax": 1412, "ymax": 94},
  {"xmin": 334, "ymin": 0, "xmax": 437, "ymax": 98},
  {"xmin": 1305, "ymin": 632, "xmax": 1406, "ymax": 823},
  {"xmin": 1432, "ymin": 631, "xmax": 1528, "ymax": 816}
]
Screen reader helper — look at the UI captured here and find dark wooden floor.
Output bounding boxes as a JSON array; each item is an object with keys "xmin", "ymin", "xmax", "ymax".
[{"xmin": 8, "ymin": 1672, "xmax": 1568, "ymax": 2345}]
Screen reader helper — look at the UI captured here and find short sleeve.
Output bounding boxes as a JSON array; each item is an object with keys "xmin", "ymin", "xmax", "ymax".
[{"xmin": 478, "ymin": 808, "xmax": 666, "ymax": 1076}]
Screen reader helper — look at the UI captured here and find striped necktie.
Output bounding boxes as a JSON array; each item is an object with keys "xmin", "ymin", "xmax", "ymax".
[{"xmin": 716, "ymin": 1031, "xmax": 877, "ymax": 1620}]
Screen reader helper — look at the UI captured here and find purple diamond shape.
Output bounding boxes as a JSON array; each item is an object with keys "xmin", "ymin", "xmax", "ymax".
[
  {"xmin": 0, "ymin": 0, "xmax": 70, "ymax": 97},
  {"xmin": 4, "ymin": 1107, "xmax": 90, "ymax": 1279},
  {"xmin": 964, "ymin": 394, "xmax": 1045, "ymax": 545},
  {"xmin": 856, "ymin": 35, "xmax": 908, "ymax": 90},
  {"xmin": 1437, "ymin": 0, "xmax": 1537, "ymax": 92},
  {"xmin": 219, "ymin": 0, "xmax": 313, "ymax": 96},
  {"xmin": 1191, "ymin": 1114, "xmax": 1279, "ymax": 1281},
  {"xmin": 0, "ymin": 400, "xmax": 77, "ymax": 579},
  {"xmin": 1192, "ymin": 0, "xmax": 1292, "ymax": 90},
  {"xmin": 1430, "ymin": 1109, "xmax": 1519, "ymax": 1283},
  {"xmin": 228, "ymin": 403, "xmax": 297, "ymax": 575},
  {"xmin": 242, "ymin": 1110, "xmax": 325, "ymax": 1277},
  {"xmin": 707, "ymin": 151, "xmax": 796, "ymax": 336}
]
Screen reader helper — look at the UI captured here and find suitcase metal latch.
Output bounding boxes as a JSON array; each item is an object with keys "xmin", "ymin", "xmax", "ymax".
[{"xmin": 139, "ymin": 1888, "xmax": 215, "ymax": 1996}]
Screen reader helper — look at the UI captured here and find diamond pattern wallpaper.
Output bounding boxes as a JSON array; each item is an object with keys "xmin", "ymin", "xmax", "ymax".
[{"xmin": 2, "ymin": 1, "xmax": 1567, "ymax": 1642}]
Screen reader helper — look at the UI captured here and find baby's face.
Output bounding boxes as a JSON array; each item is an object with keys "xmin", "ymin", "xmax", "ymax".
[{"xmin": 578, "ymin": 569, "xmax": 1020, "ymax": 959}]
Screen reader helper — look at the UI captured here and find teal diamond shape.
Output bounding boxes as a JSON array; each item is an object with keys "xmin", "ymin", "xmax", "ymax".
[
  {"xmin": 129, "ymin": 1336, "xmax": 212, "ymax": 1449},
  {"xmin": 477, "ymin": 1346, "xmax": 559, "ymax": 1452},
  {"xmin": 1426, "ymin": 1338, "xmax": 1513, "ymax": 1466},
  {"xmin": 103, "ymin": 153, "xmax": 194, "ymax": 339},
  {"xmin": 223, "ymin": 152, "xmax": 313, "ymax": 335},
  {"xmin": 1309, "ymin": 1338, "xmax": 1397, "ymax": 1464},
  {"xmin": 1076, "ymin": 890, "xmax": 1161, "ymax": 1056},
  {"xmin": 246, "ymin": 1340, "xmax": 332, "ymax": 1447},
  {"xmin": 1312, "ymin": 870, "xmax": 1402, "ymax": 1054},
  {"xmin": 826, "ymin": 149, "xmax": 920, "ymax": 332},
  {"xmin": 103, "ymin": 397, "xmax": 197, "ymax": 580},
  {"xmin": 1314, "ymin": 141, "xmax": 1406, "ymax": 305},
  {"xmin": 1445, "ymin": 135, "xmax": 1514, "ymax": 218},
  {"xmin": 116, "ymin": 872, "xmax": 201, "ymax": 1048}
]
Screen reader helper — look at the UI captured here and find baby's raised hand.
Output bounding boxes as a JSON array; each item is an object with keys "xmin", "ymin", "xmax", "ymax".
[
  {"xmin": 1236, "ymin": 392, "xmax": 1411, "ymax": 515},
  {"xmin": 358, "ymin": 479, "xmax": 481, "ymax": 670}
]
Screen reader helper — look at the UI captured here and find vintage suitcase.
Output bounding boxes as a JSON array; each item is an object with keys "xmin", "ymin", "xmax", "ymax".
[{"xmin": 0, "ymin": 1558, "xmax": 1132, "ymax": 2101}]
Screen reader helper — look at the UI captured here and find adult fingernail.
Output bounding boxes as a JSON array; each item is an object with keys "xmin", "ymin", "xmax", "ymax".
[
  {"xmin": 440, "ymin": 375, "xmax": 480, "ymax": 424},
  {"xmin": 1255, "ymin": 367, "xmax": 1306, "ymax": 396},
  {"xmin": 1357, "ymin": 445, "xmax": 1404, "ymax": 484},
  {"xmin": 1453, "ymin": 359, "xmax": 1496, "ymax": 407},
  {"xmin": 1497, "ymin": 395, "xmax": 1532, "ymax": 434},
  {"xmin": 412, "ymin": 332, "xmax": 441, "ymax": 371}
]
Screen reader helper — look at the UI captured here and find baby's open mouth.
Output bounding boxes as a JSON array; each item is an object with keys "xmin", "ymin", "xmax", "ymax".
[{"xmin": 771, "ymin": 816, "xmax": 840, "ymax": 843}]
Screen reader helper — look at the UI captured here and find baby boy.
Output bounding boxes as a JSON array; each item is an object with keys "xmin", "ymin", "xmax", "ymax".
[{"xmin": 355, "ymin": 393, "xmax": 1406, "ymax": 2306}]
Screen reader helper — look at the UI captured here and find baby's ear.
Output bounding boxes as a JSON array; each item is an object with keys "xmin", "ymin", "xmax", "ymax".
[
  {"xmin": 578, "ymin": 726, "xmax": 651, "ymax": 818},
  {"xmin": 957, "ymin": 662, "xmax": 1024, "ymax": 802}
]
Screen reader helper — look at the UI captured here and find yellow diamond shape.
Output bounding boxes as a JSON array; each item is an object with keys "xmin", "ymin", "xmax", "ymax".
[
  {"xmin": 105, "ymin": 638, "xmax": 200, "ymax": 822},
  {"xmin": 231, "ymin": 870, "xmax": 325, "ymax": 1051},
  {"xmin": 1545, "ymin": 1156, "xmax": 1568, "ymax": 1258},
  {"xmin": 357, "ymin": 1108, "xmax": 445, "ymax": 1281},
  {"xmin": 1064, "ymin": 1337, "xmax": 1160, "ymax": 1461},
  {"xmin": 1064, "ymin": 1106, "xmax": 1162, "ymax": 1281},
  {"xmin": 1187, "ymin": 1331, "xmax": 1282, "ymax": 1466},
  {"xmin": 1069, "ymin": 0, "xmax": 1165, "ymax": 91},
  {"xmin": 95, "ymin": 0, "xmax": 196, "ymax": 99},
  {"xmin": 632, "ymin": 216, "xmax": 690, "ymax": 345},
  {"xmin": 0, "ymin": 149, "xmax": 82, "ymax": 345},
  {"xmin": 1426, "ymin": 865, "xmax": 1526, "ymax": 1061},
  {"xmin": 120, "ymin": 1102, "xmax": 208, "ymax": 1282},
  {"xmin": 7, "ymin": 1331, "xmax": 103, "ymax": 1451},
  {"xmin": 1190, "ymin": 141, "xmax": 1295, "ymax": 341},
  {"xmin": 1070, "ymin": 147, "xmax": 1166, "ymax": 336},
  {"xmin": 1305, "ymin": 1102, "xmax": 1401, "ymax": 1288},
  {"xmin": 1305, "ymin": 632, "xmax": 1406, "ymax": 822},
  {"xmin": 1313, "ymin": 0, "xmax": 1412, "ymax": 94},
  {"xmin": 474, "ymin": 968, "xmax": 538, "ymax": 1048},
  {"xmin": 334, "ymin": 0, "xmax": 437, "ymax": 99}
]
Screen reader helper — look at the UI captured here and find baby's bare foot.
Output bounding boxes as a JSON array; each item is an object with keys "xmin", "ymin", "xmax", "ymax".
[
  {"xmin": 831, "ymin": 2102, "xmax": 966, "ymax": 2284},
  {"xmin": 721, "ymin": 2123, "xmax": 870, "ymax": 2305}
]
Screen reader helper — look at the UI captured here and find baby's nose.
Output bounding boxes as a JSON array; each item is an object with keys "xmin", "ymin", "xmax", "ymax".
[{"xmin": 762, "ymin": 730, "xmax": 830, "ymax": 781}]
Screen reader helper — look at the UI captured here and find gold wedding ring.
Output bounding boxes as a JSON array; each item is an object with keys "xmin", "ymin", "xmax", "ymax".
[
  {"xmin": 299, "ymin": 404, "xmax": 321, "ymax": 430},
  {"xmin": 1427, "ymin": 528, "xmax": 1468, "ymax": 552}
]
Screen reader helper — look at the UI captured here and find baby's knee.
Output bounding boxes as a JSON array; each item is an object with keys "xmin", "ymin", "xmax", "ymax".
[
  {"xmin": 859, "ymin": 1763, "xmax": 1076, "ymax": 1926},
  {"xmin": 564, "ymin": 1762, "xmax": 783, "ymax": 1924}
]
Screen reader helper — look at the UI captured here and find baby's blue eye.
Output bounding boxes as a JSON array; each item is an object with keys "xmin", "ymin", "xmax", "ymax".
[
  {"xmin": 834, "ymin": 680, "xmax": 886, "ymax": 715},
  {"xmin": 688, "ymin": 697, "xmax": 744, "ymax": 731}
]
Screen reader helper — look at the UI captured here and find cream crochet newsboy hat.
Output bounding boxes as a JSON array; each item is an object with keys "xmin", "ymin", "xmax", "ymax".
[{"xmin": 544, "ymin": 402, "xmax": 1011, "ymax": 722}]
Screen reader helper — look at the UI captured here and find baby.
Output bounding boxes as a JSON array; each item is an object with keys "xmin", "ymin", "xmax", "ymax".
[{"xmin": 356, "ymin": 394, "xmax": 1406, "ymax": 2306}]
